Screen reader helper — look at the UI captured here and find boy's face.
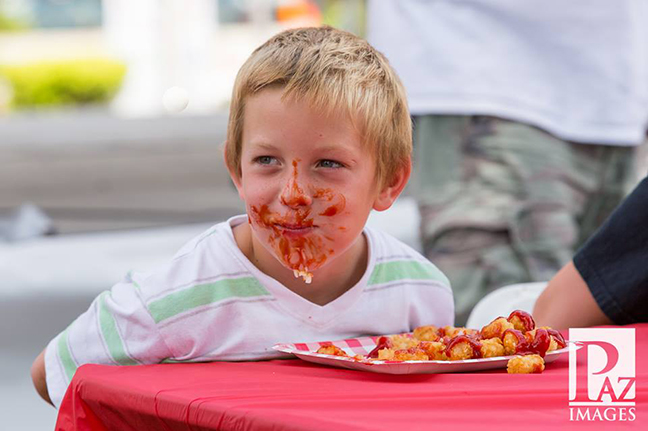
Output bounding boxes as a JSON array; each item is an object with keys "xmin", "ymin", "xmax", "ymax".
[{"xmin": 231, "ymin": 86, "xmax": 392, "ymax": 280}]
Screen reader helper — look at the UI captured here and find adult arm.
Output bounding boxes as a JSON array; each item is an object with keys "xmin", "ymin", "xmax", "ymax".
[
  {"xmin": 533, "ymin": 260, "xmax": 612, "ymax": 329},
  {"xmin": 31, "ymin": 348, "xmax": 53, "ymax": 406}
]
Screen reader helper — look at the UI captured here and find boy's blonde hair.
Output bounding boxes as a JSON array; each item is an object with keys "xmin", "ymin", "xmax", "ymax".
[{"xmin": 225, "ymin": 26, "xmax": 411, "ymax": 188}]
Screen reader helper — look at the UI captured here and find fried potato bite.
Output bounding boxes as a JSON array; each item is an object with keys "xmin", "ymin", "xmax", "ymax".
[
  {"xmin": 377, "ymin": 348, "xmax": 395, "ymax": 360},
  {"xmin": 442, "ymin": 326, "xmax": 479, "ymax": 338},
  {"xmin": 526, "ymin": 328, "xmax": 563, "ymax": 352},
  {"xmin": 507, "ymin": 355, "xmax": 545, "ymax": 374},
  {"xmin": 480, "ymin": 337, "xmax": 505, "ymax": 358},
  {"xmin": 503, "ymin": 329, "xmax": 526, "ymax": 356},
  {"xmin": 508, "ymin": 310, "xmax": 535, "ymax": 332},
  {"xmin": 419, "ymin": 341, "xmax": 449, "ymax": 360},
  {"xmin": 447, "ymin": 342, "xmax": 476, "ymax": 360},
  {"xmin": 316, "ymin": 345, "xmax": 349, "ymax": 357},
  {"xmin": 446, "ymin": 336, "xmax": 482, "ymax": 360},
  {"xmin": 390, "ymin": 334, "xmax": 419, "ymax": 350},
  {"xmin": 393, "ymin": 348, "xmax": 429, "ymax": 361},
  {"xmin": 413, "ymin": 325, "xmax": 441, "ymax": 342},
  {"xmin": 481, "ymin": 317, "xmax": 515, "ymax": 339}
]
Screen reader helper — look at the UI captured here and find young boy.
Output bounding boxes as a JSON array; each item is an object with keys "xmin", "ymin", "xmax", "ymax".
[{"xmin": 32, "ymin": 26, "xmax": 454, "ymax": 407}]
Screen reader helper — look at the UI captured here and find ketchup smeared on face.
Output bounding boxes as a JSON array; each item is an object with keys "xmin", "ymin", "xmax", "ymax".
[
  {"xmin": 314, "ymin": 188, "xmax": 346, "ymax": 217},
  {"xmin": 248, "ymin": 159, "xmax": 348, "ymax": 280},
  {"xmin": 280, "ymin": 159, "xmax": 310, "ymax": 207}
]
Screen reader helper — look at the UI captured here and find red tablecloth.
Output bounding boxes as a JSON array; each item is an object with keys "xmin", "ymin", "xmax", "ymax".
[{"xmin": 56, "ymin": 325, "xmax": 647, "ymax": 430}]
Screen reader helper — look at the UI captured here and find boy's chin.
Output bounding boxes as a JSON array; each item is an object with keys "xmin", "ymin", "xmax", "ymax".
[{"xmin": 276, "ymin": 257, "xmax": 328, "ymax": 284}]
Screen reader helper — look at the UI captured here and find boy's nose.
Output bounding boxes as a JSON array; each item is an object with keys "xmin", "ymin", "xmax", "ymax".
[{"xmin": 280, "ymin": 172, "xmax": 312, "ymax": 208}]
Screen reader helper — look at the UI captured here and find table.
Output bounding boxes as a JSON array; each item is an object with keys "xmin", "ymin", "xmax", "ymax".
[{"xmin": 56, "ymin": 325, "xmax": 647, "ymax": 430}]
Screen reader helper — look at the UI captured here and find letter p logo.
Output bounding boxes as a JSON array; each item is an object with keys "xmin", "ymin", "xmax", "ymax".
[{"xmin": 569, "ymin": 329, "xmax": 635, "ymax": 406}]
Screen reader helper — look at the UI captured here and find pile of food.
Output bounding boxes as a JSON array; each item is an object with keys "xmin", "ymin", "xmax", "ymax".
[{"xmin": 316, "ymin": 310, "xmax": 566, "ymax": 374}]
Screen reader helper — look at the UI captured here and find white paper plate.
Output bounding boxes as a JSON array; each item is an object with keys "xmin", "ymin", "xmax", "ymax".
[{"xmin": 273, "ymin": 335, "xmax": 568, "ymax": 374}]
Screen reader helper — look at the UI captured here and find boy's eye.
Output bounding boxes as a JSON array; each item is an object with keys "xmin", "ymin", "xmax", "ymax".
[
  {"xmin": 317, "ymin": 159, "xmax": 344, "ymax": 169},
  {"xmin": 254, "ymin": 156, "xmax": 279, "ymax": 166}
]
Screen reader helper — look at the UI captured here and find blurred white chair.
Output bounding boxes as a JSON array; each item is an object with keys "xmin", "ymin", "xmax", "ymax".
[{"xmin": 466, "ymin": 282, "xmax": 548, "ymax": 329}]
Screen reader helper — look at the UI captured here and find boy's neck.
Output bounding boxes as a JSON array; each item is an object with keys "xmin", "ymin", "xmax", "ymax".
[{"xmin": 232, "ymin": 221, "xmax": 368, "ymax": 306}]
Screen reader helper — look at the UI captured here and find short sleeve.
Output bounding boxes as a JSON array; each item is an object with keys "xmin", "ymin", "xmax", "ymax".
[
  {"xmin": 573, "ymin": 177, "xmax": 648, "ymax": 325},
  {"xmin": 44, "ymin": 279, "xmax": 172, "ymax": 408}
]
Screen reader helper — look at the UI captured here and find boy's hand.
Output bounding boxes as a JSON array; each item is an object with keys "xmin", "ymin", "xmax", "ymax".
[{"xmin": 31, "ymin": 348, "xmax": 54, "ymax": 406}]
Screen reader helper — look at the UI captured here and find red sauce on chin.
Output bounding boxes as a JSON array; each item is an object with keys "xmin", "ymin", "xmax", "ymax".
[{"xmin": 251, "ymin": 204, "xmax": 325, "ymax": 272}]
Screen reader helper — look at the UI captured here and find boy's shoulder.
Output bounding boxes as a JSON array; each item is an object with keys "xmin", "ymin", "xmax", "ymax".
[
  {"xmin": 364, "ymin": 225, "xmax": 451, "ymax": 291},
  {"xmin": 132, "ymin": 216, "xmax": 256, "ymax": 299}
]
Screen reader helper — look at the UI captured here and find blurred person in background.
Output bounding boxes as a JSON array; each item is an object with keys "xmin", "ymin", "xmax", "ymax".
[
  {"xmin": 368, "ymin": 0, "xmax": 648, "ymax": 324},
  {"xmin": 534, "ymin": 175, "xmax": 648, "ymax": 328}
]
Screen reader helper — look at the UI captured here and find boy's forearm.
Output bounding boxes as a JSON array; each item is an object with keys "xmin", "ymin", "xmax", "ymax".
[
  {"xmin": 533, "ymin": 260, "xmax": 612, "ymax": 329},
  {"xmin": 31, "ymin": 348, "xmax": 54, "ymax": 406}
]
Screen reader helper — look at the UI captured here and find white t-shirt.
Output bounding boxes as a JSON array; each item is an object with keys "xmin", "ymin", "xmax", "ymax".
[
  {"xmin": 368, "ymin": 0, "xmax": 648, "ymax": 146},
  {"xmin": 45, "ymin": 215, "xmax": 454, "ymax": 407}
]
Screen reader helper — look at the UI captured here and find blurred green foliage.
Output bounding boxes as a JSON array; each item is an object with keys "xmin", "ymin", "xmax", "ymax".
[
  {"xmin": 0, "ymin": 59, "xmax": 126, "ymax": 109},
  {"xmin": 321, "ymin": 0, "xmax": 366, "ymax": 36},
  {"xmin": 0, "ymin": 11, "xmax": 28, "ymax": 31}
]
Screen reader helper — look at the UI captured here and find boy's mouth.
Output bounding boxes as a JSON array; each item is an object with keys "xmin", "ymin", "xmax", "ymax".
[{"xmin": 274, "ymin": 223, "xmax": 316, "ymax": 237}]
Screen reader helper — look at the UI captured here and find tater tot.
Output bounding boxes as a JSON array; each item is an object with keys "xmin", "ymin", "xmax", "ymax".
[
  {"xmin": 413, "ymin": 325, "xmax": 441, "ymax": 342},
  {"xmin": 419, "ymin": 341, "xmax": 449, "ymax": 360},
  {"xmin": 446, "ymin": 338, "xmax": 482, "ymax": 360},
  {"xmin": 390, "ymin": 334, "xmax": 419, "ymax": 350},
  {"xmin": 507, "ymin": 355, "xmax": 545, "ymax": 374},
  {"xmin": 526, "ymin": 329, "xmax": 560, "ymax": 352},
  {"xmin": 393, "ymin": 348, "xmax": 429, "ymax": 361},
  {"xmin": 508, "ymin": 310, "xmax": 536, "ymax": 332},
  {"xmin": 480, "ymin": 337, "xmax": 505, "ymax": 358},
  {"xmin": 377, "ymin": 348, "xmax": 395, "ymax": 360},
  {"xmin": 481, "ymin": 317, "xmax": 515, "ymax": 339},
  {"xmin": 503, "ymin": 330, "xmax": 524, "ymax": 356}
]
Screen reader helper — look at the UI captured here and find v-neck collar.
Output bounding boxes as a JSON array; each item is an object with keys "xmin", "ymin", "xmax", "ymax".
[{"xmin": 219, "ymin": 215, "xmax": 376, "ymax": 327}]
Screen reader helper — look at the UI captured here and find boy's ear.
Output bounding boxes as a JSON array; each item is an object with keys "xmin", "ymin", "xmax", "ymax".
[
  {"xmin": 223, "ymin": 142, "xmax": 245, "ymax": 200},
  {"xmin": 373, "ymin": 159, "xmax": 412, "ymax": 212}
]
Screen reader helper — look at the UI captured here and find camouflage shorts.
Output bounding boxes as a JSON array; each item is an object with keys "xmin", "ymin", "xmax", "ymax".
[{"xmin": 411, "ymin": 115, "xmax": 638, "ymax": 324}]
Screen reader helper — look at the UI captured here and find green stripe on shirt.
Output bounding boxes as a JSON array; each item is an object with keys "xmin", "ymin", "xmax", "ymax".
[
  {"xmin": 368, "ymin": 260, "xmax": 450, "ymax": 287},
  {"xmin": 148, "ymin": 277, "xmax": 271, "ymax": 324},
  {"xmin": 99, "ymin": 292, "xmax": 139, "ymax": 366},
  {"xmin": 57, "ymin": 327, "xmax": 77, "ymax": 382}
]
